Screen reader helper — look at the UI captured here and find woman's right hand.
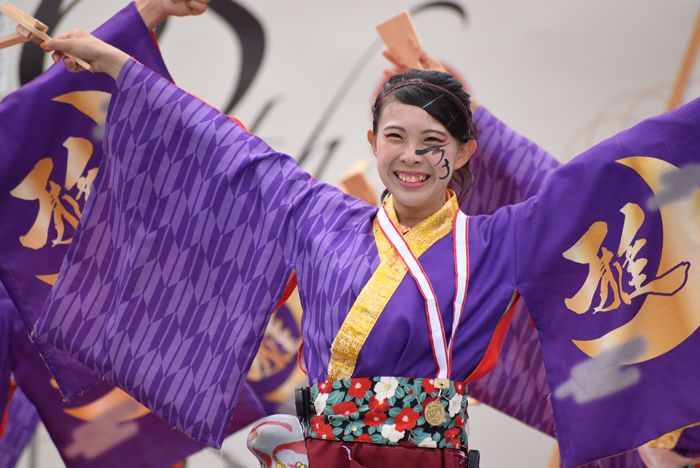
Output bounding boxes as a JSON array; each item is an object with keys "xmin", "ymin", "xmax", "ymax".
[{"xmin": 42, "ymin": 29, "xmax": 130, "ymax": 80}]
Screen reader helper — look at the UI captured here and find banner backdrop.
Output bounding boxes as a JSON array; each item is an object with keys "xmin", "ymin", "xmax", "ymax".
[
  {"xmin": 4, "ymin": 0, "xmax": 697, "ymax": 175},
  {"xmin": 2, "ymin": 1, "xmax": 699, "ymax": 467}
]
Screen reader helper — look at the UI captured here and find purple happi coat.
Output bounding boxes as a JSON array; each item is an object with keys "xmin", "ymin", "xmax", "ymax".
[
  {"xmin": 0, "ymin": 4, "xmax": 266, "ymax": 467},
  {"xmin": 463, "ymin": 107, "xmax": 648, "ymax": 468},
  {"xmin": 35, "ymin": 59, "xmax": 700, "ymax": 467}
]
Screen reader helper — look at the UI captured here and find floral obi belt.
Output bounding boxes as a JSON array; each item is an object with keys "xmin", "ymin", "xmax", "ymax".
[{"xmin": 300, "ymin": 376, "xmax": 468, "ymax": 450}]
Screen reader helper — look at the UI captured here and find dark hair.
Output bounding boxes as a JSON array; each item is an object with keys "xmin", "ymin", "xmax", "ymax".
[{"xmin": 372, "ymin": 69, "xmax": 477, "ymax": 205}]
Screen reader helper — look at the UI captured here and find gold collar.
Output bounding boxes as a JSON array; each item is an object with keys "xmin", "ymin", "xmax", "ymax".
[
  {"xmin": 327, "ymin": 191, "xmax": 460, "ymax": 381},
  {"xmin": 378, "ymin": 190, "xmax": 459, "ymax": 261}
]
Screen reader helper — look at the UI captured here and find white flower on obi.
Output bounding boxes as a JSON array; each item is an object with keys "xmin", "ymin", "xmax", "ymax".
[
  {"xmin": 381, "ymin": 423, "xmax": 405, "ymax": 443},
  {"xmin": 448, "ymin": 394, "xmax": 463, "ymax": 418},
  {"xmin": 418, "ymin": 436, "xmax": 438, "ymax": 448},
  {"xmin": 314, "ymin": 393, "xmax": 329, "ymax": 415},
  {"xmin": 373, "ymin": 377, "xmax": 399, "ymax": 402}
]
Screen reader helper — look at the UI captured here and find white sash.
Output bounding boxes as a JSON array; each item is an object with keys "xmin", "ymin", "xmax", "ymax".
[{"xmin": 376, "ymin": 206, "xmax": 469, "ymax": 380}]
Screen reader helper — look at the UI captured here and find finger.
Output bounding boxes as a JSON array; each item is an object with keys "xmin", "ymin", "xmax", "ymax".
[
  {"xmin": 44, "ymin": 39, "xmax": 58, "ymax": 52},
  {"xmin": 46, "ymin": 38, "xmax": 74, "ymax": 57},
  {"xmin": 63, "ymin": 56, "xmax": 79, "ymax": 73},
  {"xmin": 185, "ymin": 0, "xmax": 208, "ymax": 15},
  {"xmin": 51, "ymin": 50, "xmax": 65, "ymax": 63},
  {"xmin": 41, "ymin": 40, "xmax": 57, "ymax": 54},
  {"xmin": 382, "ymin": 67, "xmax": 403, "ymax": 81},
  {"xmin": 55, "ymin": 31, "xmax": 73, "ymax": 40},
  {"xmin": 418, "ymin": 51, "xmax": 435, "ymax": 68},
  {"xmin": 382, "ymin": 68, "xmax": 394, "ymax": 82},
  {"xmin": 44, "ymin": 29, "xmax": 81, "ymax": 53},
  {"xmin": 418, "ymin": 51, "xmax": 447, "ymax": 73},
  {"xmin": 381, "ymin": 49, "xmax": 402, "ymax": 68}
]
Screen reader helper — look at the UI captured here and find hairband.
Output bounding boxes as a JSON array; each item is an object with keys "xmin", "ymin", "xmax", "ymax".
[{"xmin": 373, "ymin": 81, "xmax": 473, "ymax": 124}]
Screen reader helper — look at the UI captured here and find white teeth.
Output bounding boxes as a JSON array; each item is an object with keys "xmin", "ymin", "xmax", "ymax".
[{"xmin": 397, "ymin": 173, "xmax": 427, "ymax": 183}]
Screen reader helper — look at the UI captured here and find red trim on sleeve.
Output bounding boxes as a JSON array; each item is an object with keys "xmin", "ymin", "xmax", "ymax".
[
  {"xmin": 274, "ymin": 272, "xmax": 297, "ymax": 311},
  {"xmin": 297, "ymin": 341, "xmax": 307, "ymax": 376},
  {"xmin": 0, "ymin": 380, "xmax": 18, "ymax": 440},
  {"xmin": 149, "ymin": 30, "xmax": 162, "ymax": 54},
  {"xmin": 181, "ymin": 91, "xmax": 251, "ymax": 134},
  {"xmin": 142, "ymin": 31, "xmax": 250, "ymax": 134},
  {"xmin": 464, "ymin": 293, "xmax": 520, "ymax": 383},
  {"xmin": 275, "ymin": 272, "xmax": 304, "ymax": 375},
  {"xmin": 226, "ymin": 115, "xmax": 249, "ymax": 133},
  {"xmin": 259, "ymin": 270, "xmax": 305, "ymax": 376}
]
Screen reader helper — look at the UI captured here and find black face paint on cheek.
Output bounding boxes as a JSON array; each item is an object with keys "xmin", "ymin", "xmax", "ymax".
[
  {"xmin": 416, "ymin": 144, "xmax": 450, "ymax": 179},
  {"xmin": 439, "ymin": 159, "xmax": 451, "ymax": 180},
  {"xmin": 416, "ymin": 145, "xmax": 447, "ymax": 173},
  {"xmin": 415, "ymin": 144, "xmax": 447, "ymax": 161}
]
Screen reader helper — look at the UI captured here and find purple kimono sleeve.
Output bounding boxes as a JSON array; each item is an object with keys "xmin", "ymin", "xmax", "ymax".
[
  {"xmin": 0, "ymin": 287, "xmax": 10, "ymax": 428},
  {"xmin": 0, "ymin": 388, "xmax": 39, "ymax": 468},
  {"xmin": 464, "ymin": 109, "xmax": 653, "ymax": 468},
  {"xmin": 0, "ymin": 283, "xmax": 39, "ymax": 468},
  {"xmin": 513, "ymin": 97, "xmax": 700, "ymax": 467},
  {"xmin": 462, "ymin": 106, "xmax": 561, "ymax": 437},
  {"xmin": 35, "ymin": 59, "xmax": 367, "ymax": 448},
  {"xmin": 461, "ymin": 105, "xmax": 561, "ymax": 215},
  {"xmin": 0, "ymin": 1, "xmax": 175, "ymax": 399},
  {"xmin": 675, "ymin": 426, "xmax": 700, "ymax": 459}
]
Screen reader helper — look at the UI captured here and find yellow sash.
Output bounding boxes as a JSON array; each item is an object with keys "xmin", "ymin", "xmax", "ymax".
[{"xmin": 326, "ymin": 193, "xmax": 459, "ymax": 381}]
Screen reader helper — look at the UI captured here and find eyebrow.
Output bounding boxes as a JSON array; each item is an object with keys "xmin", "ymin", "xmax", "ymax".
[{"xmin": 382, "ymin": 125, "xmax": 449, "ymax": 137}]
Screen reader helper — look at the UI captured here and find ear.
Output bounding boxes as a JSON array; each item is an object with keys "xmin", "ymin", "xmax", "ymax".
[
  {"xmin": 367, "ymin": 129, "xmax": 378, "ymax": 157},
  {"xmin": 454, "ymin": 139, "xmax": 477, "ymax": 170}
]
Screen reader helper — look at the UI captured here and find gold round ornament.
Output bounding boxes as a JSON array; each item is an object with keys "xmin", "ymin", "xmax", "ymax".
[{"xmin": 424, "ymin": 400, "xmax": 446, "ymax": 426}]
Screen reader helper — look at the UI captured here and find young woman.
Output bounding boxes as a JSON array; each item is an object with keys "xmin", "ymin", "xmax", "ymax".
[{"xmin": 38, "ymin": 22, "xmax": 700, "ymax": 468}]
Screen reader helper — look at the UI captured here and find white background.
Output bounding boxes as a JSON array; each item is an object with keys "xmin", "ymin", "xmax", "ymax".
[{"xmin": 4, "ymin": 0, "xmax": 700, "ymax": 466}]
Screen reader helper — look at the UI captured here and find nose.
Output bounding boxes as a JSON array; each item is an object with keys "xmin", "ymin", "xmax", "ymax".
[{"xmin": 399, "ymin": 145, "xmax": 423, "ymax": 165}]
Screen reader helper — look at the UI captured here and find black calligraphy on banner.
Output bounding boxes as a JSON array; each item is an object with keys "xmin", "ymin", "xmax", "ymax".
[
  {"xmin": 208, "ymin": 0, "xmax": 265, "ymax": 115},
  {"xmin": 20, "ymin": 0, "xmax": 265, "ymax": 117},
  {"xmin": 19, "ymin": 0, "xmax": 76, "ymax": 85},
  {"xmin": 20, "ymin": 0, "xmax": 467, "ymax": 176}
]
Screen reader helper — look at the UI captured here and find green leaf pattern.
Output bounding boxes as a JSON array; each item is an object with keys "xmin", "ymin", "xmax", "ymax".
[{"xmin": 304, "ymin": 376, "xmax": 468, "ymax": 450}]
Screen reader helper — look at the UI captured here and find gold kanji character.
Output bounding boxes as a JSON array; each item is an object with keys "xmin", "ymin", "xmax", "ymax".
[
  {"xmin": 564, "ymin": 203, "xmax": 689, "ymax": 314},
  {"xmin": 10, "ymin": 137, "xmax": 96, "ymax": 249}
]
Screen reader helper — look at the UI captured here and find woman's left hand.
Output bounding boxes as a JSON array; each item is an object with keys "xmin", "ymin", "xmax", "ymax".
[
  {"xmin": 136, "ymin": 0, "xmax": 210, "ymax": 30},
  {"xmin": 381, "ymin": 49, "xmax": 450, "ymax": 81},
  {"xmin": 381, "ymin": 49, "xmax": 478, "ymax": 111}
]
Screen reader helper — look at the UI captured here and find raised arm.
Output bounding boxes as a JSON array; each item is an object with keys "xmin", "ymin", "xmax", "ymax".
[{"xmin": 43, "ymin": 0, "xmax": 209, "ymax": 78}]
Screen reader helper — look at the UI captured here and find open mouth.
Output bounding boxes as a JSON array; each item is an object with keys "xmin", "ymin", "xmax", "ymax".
[{"xmin": 395, "ymin": 172, "xmax": 429, "ymax": 184}]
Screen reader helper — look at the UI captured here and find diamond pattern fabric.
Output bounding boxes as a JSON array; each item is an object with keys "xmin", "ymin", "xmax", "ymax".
[
  {"xmin": 462, "ymin": 106, "xmax": 560, "ymax": 437},
  {"xmin": 34, "ymin": 57, "xmax": 700, "ymax": 467},
  {"xmin": 37, "ymin": 59, "xmax": 378, "ymax": 447}
]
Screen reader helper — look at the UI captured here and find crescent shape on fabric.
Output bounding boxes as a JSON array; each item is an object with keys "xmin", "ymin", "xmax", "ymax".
[
  {"xmin": 573, "ymin": 156, "xmax": 700, "ymax": 363},
  {"xmin": 63, "ymin": 388, "xmax": 151, "ymax": 423}
]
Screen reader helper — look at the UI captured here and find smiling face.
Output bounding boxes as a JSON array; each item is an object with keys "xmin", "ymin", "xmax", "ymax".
[{"xmin": 369, "ymin": 100, "xmax": 476, "ymax": 227}]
